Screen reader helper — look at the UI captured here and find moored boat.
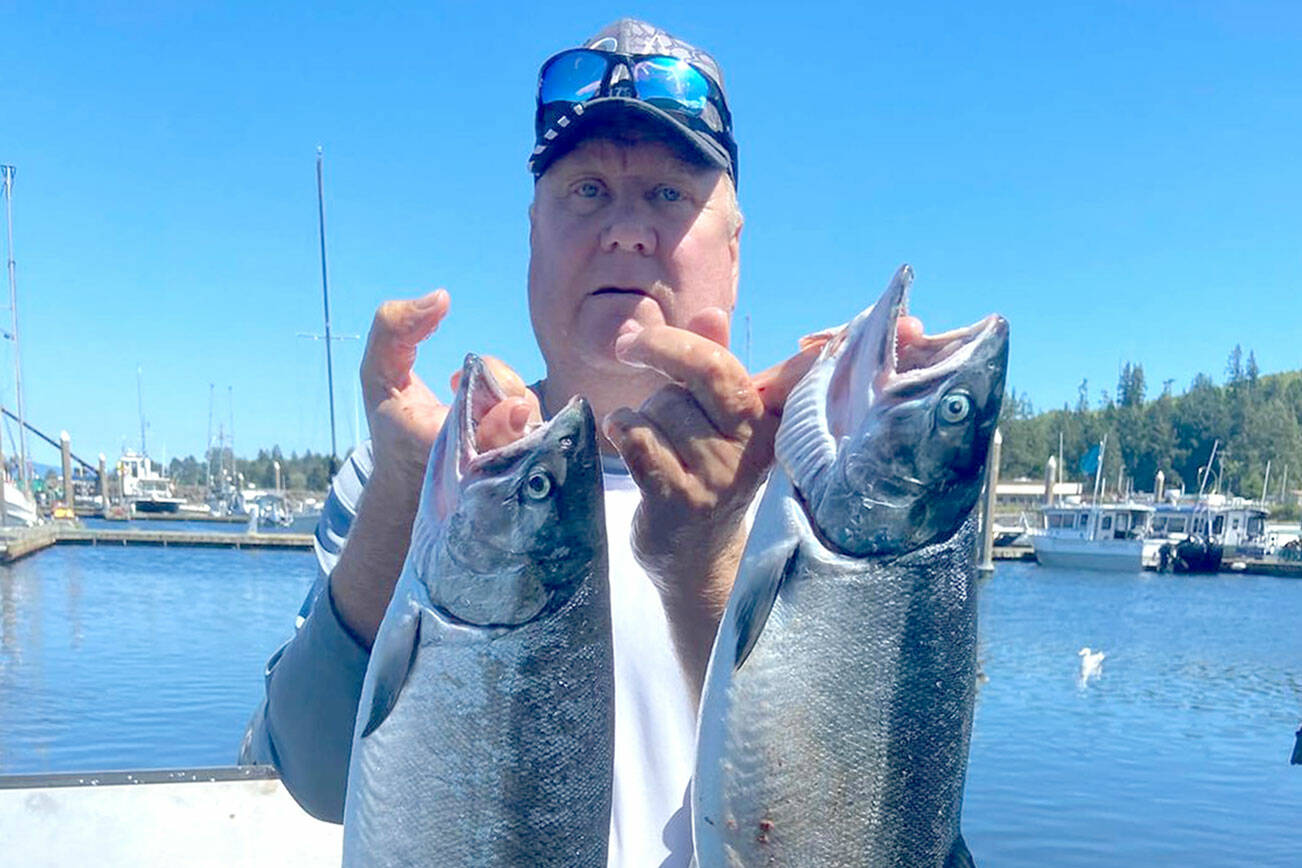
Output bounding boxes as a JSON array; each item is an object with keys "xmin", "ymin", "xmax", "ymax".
[{"xmin": 1030, "ymin": 502, "xmax": 1157, "ymax": 571}]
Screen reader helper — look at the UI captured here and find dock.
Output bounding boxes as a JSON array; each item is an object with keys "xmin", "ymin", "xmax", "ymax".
[{"xmin": 0, "ymin": 526, "xmax": 313, "ymax": 564}]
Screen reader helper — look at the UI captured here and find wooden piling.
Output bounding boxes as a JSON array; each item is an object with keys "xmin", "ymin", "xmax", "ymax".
[
  {"xmin": 98, "ymin": 454, "xmax": 108, "ymax": 510},
  {"xmin": 60, "ymin": 431, "xmax": 73, "ymax": 510},
  {"xmin": 977, "ymin": 428, "xmax": 1002, "ymax": 577}
]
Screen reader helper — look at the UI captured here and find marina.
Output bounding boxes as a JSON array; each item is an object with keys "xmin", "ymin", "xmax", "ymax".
[
  {"xmin": 2, "ymin": 9, "xmax": 1301, "ymax": 863},
  {"xmin": 2, "ymin": 548, "xmax": 1299, "ymax": 865}
]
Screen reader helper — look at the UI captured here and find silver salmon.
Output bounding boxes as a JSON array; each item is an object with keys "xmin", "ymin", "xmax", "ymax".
[
  {"xmin": 342, "ymin": 355, "xmax": 614, "ymax": 867},
  {"xmin": 693, "ymin": 265, "xmax": 1008, "ymax": 867}
]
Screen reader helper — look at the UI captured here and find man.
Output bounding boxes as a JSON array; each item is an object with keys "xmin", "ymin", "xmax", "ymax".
[{"xmin": 243, "ymin": 17, "xmax": 918, "ymax": 865}]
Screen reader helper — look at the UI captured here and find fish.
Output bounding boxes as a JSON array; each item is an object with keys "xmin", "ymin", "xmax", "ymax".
[
  {"xmin": 342, "ymin": 354, "xmax": 614, "ymax": 867},
  {"xmin": 692, "ymin": 265, "xmax": 1008, "ymax": 867}
]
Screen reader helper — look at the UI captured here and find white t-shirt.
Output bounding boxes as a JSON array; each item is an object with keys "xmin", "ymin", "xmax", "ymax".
[{"xmin": 601, "ymin": 463, "xmax": 697, "ymax": 867}]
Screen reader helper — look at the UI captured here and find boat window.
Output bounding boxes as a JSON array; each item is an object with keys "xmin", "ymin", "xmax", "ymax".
[
  {"xmin": 1048, "ymin": 514, "xmax": 1062, "ymax": 528},
  {"xmin": 1212, "ymin": 515, "xmax": 1225, "ymax": 535},
  {"xmin": 1194, "ymin": 517, "xmax": 1207, "ymax": 533},
  {"xmin": 1101, "ymin": 516, "xmax": 1112, "ymax": 530},
  {"xmin": 1231, "ymin": 517, "xmax": 1240, "ymax": 529},
  {"xmin": 1169, "ymin": 518, "xmax": 1186, "ymax": 533},
  {"xmin": 1079, "ymin": 514, "xmax": 1091, "ymax": 529},
  {"xmin": 1153, "ymin": 517, "xmax": 1167, "ymax": 532},
  {"xmin": 1247, "ymin": 516, "xmax": 1264, "ymax": 535}
]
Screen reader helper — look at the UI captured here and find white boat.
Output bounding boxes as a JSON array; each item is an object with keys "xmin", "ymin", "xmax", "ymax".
[
  {"xmin": 118, "ymin": 450, "xmax": 187, "ymax": 514},
  {"xmin": 1031, "ymin": 502, "xmax": 1157, "ymax": 571},
  {"xmin": 1, "ymin": 478, "xmax": 39, "ymax": 526}
]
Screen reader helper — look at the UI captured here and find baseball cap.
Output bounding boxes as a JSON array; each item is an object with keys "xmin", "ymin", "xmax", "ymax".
[{"xmin": 529, "ymin": 19, "xmax": 738, "ymax": 186}]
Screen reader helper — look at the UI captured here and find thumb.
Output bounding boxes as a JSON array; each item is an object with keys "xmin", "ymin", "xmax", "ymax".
[{"xmin": 685, "ymin": 306, "xmax": 730, "ymax": 349}]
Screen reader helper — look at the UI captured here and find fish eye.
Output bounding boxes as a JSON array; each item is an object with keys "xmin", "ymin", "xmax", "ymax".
[
  {"xmin": 523, "ymin": 469, "xmax": 554, "ymax": 500},
  {"xmin": 938, "ymin": 392, "xmax": 972, "ymax": 424}
]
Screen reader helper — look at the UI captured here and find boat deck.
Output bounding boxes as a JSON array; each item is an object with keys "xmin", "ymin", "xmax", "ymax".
[{"xmin": 0, "ymin": 767, "xmax": 339, "ymax": 866}]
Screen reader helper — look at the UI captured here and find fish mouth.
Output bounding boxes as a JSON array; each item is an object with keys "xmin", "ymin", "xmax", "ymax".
[
  {"xmin": 454, "ymin": 355, "xmax": 508, "ymax": 476},
  {"xmin": 455, "ymin": 355, "xmax": 588, "ymax": 475},
  {"xmin": 818, "ymin": 265, "xmax": 1007, "ymax": 438},
  {"xmin": 874, "ymin": 266, "xmax": 1005, "ymax": 390}
]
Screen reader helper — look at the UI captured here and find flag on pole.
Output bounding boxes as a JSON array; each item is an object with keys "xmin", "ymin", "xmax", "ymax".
[{"xmin": 1079, "ymin": 444, "xmax": 1101, "ymax": 475}]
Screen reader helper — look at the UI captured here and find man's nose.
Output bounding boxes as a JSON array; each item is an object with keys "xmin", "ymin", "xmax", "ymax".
[{"xmin": 600, "ymin": 201, "xmax": 657, "ymax": 256}]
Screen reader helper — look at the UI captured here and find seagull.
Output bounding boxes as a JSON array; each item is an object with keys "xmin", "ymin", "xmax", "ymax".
[{"xmin": 1078, "ymin": 647, "xmax": 1106, "ymax": 682}]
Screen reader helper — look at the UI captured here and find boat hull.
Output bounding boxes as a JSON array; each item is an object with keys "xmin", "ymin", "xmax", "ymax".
[
  {"xmin": 1031, "ymin": 535, "xmax": 1145, "ymax": 571},
  {"xmin": 131, "ymin": 498, "xmax": 185, "ymax": 514}
]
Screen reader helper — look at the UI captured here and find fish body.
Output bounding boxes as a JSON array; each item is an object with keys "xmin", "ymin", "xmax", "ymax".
[
  {"xmin": 342, "ymin": 356, "xmax": 613, "ymax": 867},
  {"xmin": 693, "ymin": 265, "xmax": 1008, "ymax": 867}
]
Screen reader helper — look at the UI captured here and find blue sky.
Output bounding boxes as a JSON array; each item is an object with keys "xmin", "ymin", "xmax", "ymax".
[{"xmin": 2, "ymin": 0, "xmax": 1299, "ymax": 467}]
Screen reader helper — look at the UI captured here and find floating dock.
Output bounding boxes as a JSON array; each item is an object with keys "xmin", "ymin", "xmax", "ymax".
[{"xmin": 0, "ymin": 526, "xmax": 313, "ymax": 564}]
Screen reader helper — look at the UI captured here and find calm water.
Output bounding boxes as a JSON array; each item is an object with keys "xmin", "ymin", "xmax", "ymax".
[
  {"xmin": 1, "ymin": 548, "xmax": 1300, "ymax": 864},
  {"xmin": 0, "ymin": 545, "xmax": 315, "ymax": 772}
]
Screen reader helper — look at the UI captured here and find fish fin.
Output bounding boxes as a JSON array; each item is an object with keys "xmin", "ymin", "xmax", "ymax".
[
  {"xmin": 945, "ymin": 833, "xmax": 976, "ymax": 868},
  {"xmin": 360, "ymin": 606, "xmax": 421, "ymax": 738},
  {"xmin": 733, "ymin": 541, "xmax": 799, "ymax": 670}
]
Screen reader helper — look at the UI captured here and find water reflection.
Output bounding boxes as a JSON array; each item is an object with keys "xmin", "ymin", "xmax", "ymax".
[{"xmin": 1, "ymin": 568, "xmax": 14, "ymax": 656}]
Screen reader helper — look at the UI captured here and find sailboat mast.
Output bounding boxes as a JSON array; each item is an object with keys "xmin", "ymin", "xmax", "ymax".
[
  {"xmin": 206, "ymin": 383, "xmax": 214, "ymax": 492},
  {"xmin": 136, "ymin": 366, "xmax": 148, "ymax": 455},
  {"xmin": 316, "ymin": 148, "xmax": 339, "ymax": 472},
  {"xmin": 2, "ymin": 165, "xmax": 31, "ymax": 496}
]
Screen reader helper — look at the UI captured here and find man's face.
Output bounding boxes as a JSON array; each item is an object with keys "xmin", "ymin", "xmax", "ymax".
[{"xmin": 528, "ymin": 136, "xmax": 741, "ymax": 380}]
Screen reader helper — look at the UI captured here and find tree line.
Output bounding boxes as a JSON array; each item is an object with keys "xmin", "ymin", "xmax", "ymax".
[
  {"xmin": 166, "ymin": 446, "xmax": 337, "ymax": 493},
  {"xmin": 999, "ymin": 346, "xmax": 1302, "ymax": 509}
]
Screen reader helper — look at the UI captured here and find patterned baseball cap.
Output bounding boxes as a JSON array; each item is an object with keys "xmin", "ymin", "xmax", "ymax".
[{"xmin": 529, "ymin": 19, "xmax": 738, "ymax": 186}]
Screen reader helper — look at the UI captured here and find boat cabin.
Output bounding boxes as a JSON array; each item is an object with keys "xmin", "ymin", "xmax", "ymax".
[
  {"xmin": 1040, "ymin": 503, "xmax": 1154, "ymax": 541},
  {"xmin": 1151, "ymin": 500, "xmax": 1269, "ymax": 549}
]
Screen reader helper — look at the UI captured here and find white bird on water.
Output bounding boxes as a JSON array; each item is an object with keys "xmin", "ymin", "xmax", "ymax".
[{"xmin": 1078, "ymin": 647, "xmax": 1106, "ymax": 683}]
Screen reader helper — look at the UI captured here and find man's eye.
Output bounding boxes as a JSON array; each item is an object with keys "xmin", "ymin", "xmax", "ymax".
[
  {"xmin": 574, "ymin": 181, "xmax": 604, "ymax": 198},
  {"xmin": 651, "ymin": 185, "xmax": 684, "ymax": 203}
]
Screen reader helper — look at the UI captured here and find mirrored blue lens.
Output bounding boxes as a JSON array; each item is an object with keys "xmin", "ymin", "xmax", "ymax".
[
  {"xmin": 540, "ymin": 51, "xmax": 607, "ymax": 104},
  {"xmin": 633, "ymin": 57, "xmax": 710, "ymax": 115}
]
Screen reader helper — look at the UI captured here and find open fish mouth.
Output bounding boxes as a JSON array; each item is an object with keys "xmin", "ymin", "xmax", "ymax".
[
  {"xmin": 878, "ymin": 270, "xmax": 1006, "ymax": 396},
  {"xmin": 819, "ymin": 265, "xmax": 1005, "ymax": 438},
  {"xmin": 453, "ymin": 355, "xmax": 582, "ymax": 477}
]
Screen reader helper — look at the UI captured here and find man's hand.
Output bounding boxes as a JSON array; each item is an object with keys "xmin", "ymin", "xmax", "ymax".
[
  {"xmin": 602, "ymin": 307, "xmax": 818, "ymax": 692},
  {"xmin": 331, "ymin": 291, "xmax": 539, "ymax": 649}
]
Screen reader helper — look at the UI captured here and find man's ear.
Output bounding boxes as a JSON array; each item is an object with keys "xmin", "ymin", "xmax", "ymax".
[{"xmin": 728, "ymin": 214, "xmax": 743, "ymax": 309}]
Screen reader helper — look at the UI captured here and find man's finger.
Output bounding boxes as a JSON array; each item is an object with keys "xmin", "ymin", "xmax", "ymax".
[
  {"xmin": 477, "ymin": 396, "xmax": 539, "ymax": 452},
  {"xmin": 637, "ymin": 385, "xmax": 739, "ymax": 488},
  {"xmin": 603, "ymin": 407, "xmax": 690, "ymax": 503},
  {"xmin": 362, "ymin": 290, "xmax": 451, "ymax": 395},
  {"xmin": 685, "ymin": 305, "xmax": 730, "ymax": 349},
  {"xmin": 614, "ymin": 325, "xmax": 760, "ymax": 436}
]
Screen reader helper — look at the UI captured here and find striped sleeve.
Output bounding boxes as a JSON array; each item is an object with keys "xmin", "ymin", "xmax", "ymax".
[{"xmin": 239, "ymin": 441, "xmax": 374, "ymax": 822}]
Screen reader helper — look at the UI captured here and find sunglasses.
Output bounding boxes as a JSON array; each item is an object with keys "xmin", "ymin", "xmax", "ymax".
[{"xmin": 536, "ymin": 48, "xmax": 732, "ymax": 135}]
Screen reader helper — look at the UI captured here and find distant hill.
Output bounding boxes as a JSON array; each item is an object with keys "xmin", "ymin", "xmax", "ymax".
[{"xmin": 1000, "ymin": 346, "xmax": 1302, "ymax": 508}]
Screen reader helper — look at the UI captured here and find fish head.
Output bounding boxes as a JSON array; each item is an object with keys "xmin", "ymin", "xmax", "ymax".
[
  {"xmin": 782, "ymin": 265, "xmax": 1008, "ymax": 557},
  {"xmin": 411, "ymin": 354, "xmax": 603, "ymax": 628}
]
